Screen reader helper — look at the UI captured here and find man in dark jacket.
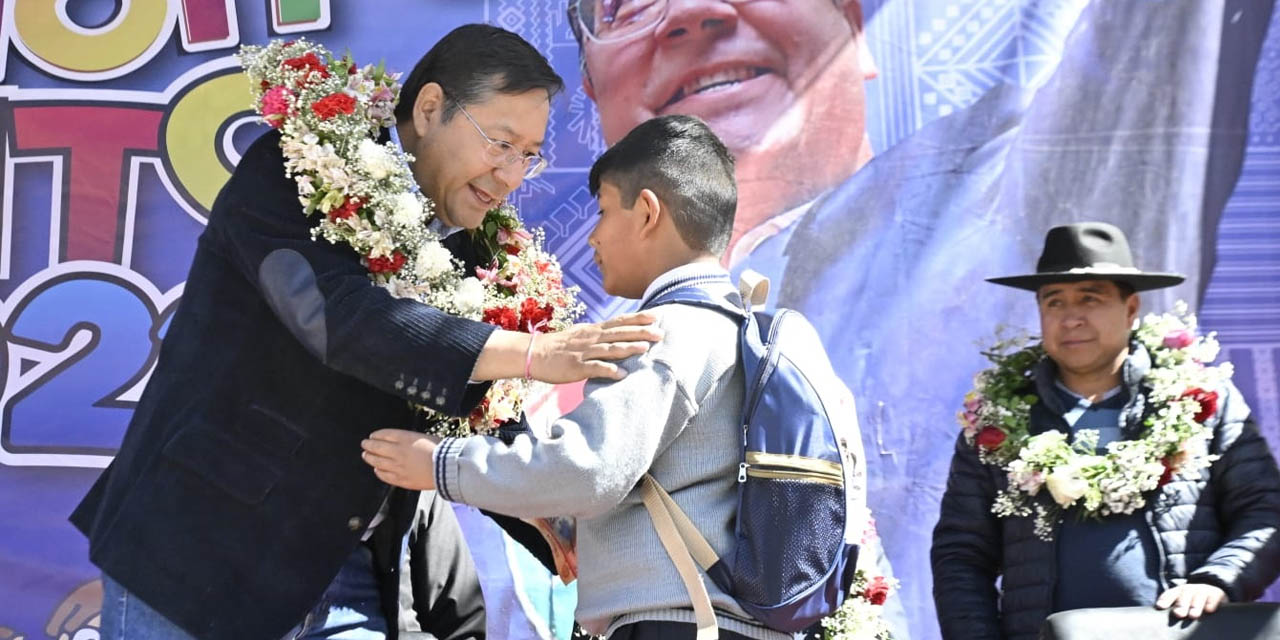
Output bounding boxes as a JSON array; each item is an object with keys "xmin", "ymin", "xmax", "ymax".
[
  {"xmin": 931, "ymin": 222, "xmax": 1280, "ymax": 640},
  {"xmin": 70, "ymin": 24, "xmax": 661, "ymax": 640}
]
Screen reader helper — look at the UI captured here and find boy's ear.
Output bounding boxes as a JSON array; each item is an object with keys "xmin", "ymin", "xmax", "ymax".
[{"xmin": 636, "ymin": 188, "xmax": 663, "ymax": 236}]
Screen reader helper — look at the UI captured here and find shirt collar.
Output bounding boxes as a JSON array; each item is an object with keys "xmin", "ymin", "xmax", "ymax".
[
  {"xmin": 388, "ymin": 125, "xmax": 462, "ymax": 239},
  {"xmin": 1053, "ymin": 378, "xmax": 1124, "ymax": 405},
  {"xmin": 640, "ymin": 262, "xmax": 731, "ymax": 306}
]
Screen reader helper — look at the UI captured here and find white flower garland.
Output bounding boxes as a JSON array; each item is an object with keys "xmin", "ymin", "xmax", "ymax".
[
  {"xmin": 959, "ymin": 302, "xmax": 1230, "ymax": 540},
  {"xmin": 239, "ymin": 39, "xmax": 583, "ymax": 435}
]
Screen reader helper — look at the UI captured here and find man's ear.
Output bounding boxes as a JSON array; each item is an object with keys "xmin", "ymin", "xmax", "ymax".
[
  {"xmin": 839, "ymin": 0, "xmax": 879, "ymax": 79},
  {"xmin": 412, "ymin": 82, "xmax": 446, "ymax": 137},
  {"xmin": 1127, "ymin": 292, "xmax": 1142, "ymax": 328},
  {"xmin": 636, "ymin": 188, "xmax": 663, "ymax": 236}
]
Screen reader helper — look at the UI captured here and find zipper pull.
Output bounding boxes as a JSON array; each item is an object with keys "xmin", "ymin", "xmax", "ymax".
[{"xmin": 738, "ymin": 462, "xmax": 749, "ymax": 483}]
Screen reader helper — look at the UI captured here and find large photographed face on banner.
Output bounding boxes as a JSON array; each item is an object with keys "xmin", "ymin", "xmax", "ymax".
[
  {"xmin": 0, "ymin": 2, "xmax": 1276, "ymax": 640},
  {"xmin": 577, "ymin": 0, "xmax": 874, "ymax": 210}
]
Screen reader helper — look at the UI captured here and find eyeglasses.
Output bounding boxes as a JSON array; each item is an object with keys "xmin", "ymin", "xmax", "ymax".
[
  {"xmin": 453, "ymin": 100, "xmax": 548, "ymax": 179},
  {"xmin": 570, "ymin": 0, "xmax": 762, "ymax": 44}
]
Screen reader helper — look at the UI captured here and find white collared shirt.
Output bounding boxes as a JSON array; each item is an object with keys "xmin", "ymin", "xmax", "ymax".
[{"xmin": 640, "ymin": 262, "xmax": 732, "ymax": 308}]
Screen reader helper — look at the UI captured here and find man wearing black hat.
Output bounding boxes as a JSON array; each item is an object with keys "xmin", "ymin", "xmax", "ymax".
[{"xmin": 930, "ymin": 222, "xmax": 1280, "ymax": 640}]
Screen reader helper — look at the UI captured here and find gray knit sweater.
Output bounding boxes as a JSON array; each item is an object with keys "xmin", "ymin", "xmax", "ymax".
[{"xmin": 435, "ymin": 279, "xmax": 786, "ymax": 639}]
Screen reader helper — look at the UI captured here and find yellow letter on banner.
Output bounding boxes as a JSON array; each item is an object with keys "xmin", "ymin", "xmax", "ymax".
[
  {"xmin": 163, "ymin": 68, "xmax": 253, "ymax": 218},
  {"xmin": 11, "ymin": 0, "xmax": 174, "ymax": 81}
]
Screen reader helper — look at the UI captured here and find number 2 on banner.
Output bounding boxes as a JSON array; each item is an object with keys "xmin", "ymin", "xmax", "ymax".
[{"xmin": 1, "ymin": 263, "xmax": 181, "ymax": 468}]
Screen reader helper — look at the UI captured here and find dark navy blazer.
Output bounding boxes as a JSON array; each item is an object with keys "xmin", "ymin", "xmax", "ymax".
[{"xmin": 71, "ymin": 131, "xmax": 499, "ymax": 639}]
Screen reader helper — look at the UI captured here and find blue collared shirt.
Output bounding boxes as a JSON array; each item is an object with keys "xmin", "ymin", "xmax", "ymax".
[{"xmin": 1052, "ymin": 382, "xmax": 1162, "ymax": 612}]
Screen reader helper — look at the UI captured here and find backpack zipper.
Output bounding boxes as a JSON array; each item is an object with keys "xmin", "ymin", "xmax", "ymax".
[
  {"xmin": 743, "ymin": 451, "xmax": 844, "ymax": 487},
  {"xmin": 739, "ymin": 310, "xmax": 790, "ymax": 483}
]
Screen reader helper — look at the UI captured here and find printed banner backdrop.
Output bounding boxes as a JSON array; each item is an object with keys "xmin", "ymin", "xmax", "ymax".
[{"xmin": 0, "ymin": 1, "xmax": 1277, "ymax": 639}]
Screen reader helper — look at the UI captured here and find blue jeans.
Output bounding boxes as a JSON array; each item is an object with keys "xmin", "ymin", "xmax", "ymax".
[{"xmin": 101, "ymin": 544, "xmax": 390, "ymax": 639}]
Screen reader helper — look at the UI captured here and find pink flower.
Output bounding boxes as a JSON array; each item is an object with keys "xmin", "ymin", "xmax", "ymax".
[
  {"xmin": 497, "ymin": 227, "xmax": 533, "ymax": 247},
  {"xmin": 1015, "ymin": 470, "xmax": 1045, "ymax": 495},
  {"xmin": 261, "ymin": 86, "xmax": 294, "ymax": 129},
  {"xmin": 475, "ymin": 265, "xmax": 499, "ymax": 283},
  {"xmin": 1163, "ymin": 328, "xmax": 1195, "ymax": 350}
]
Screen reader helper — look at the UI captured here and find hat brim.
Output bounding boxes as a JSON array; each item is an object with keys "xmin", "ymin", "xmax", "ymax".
[{"xmin": 986, "ymin": 271, "xmax": 1186, "ymax": 292}]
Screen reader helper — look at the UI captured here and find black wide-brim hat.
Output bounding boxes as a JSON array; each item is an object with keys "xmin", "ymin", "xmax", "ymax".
[{"xmin": 987, "ymin": 222, "xmax": 1185, "ymax": 292}]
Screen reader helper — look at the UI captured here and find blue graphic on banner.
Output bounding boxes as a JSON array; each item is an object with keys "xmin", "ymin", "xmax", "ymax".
[{"xmin": 0, "ymin": 1, "xmax": 1276, "ymax": 639}]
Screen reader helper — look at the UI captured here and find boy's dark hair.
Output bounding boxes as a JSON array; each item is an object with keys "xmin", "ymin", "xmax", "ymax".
[
  {"xmin": 395, "ymin": 24, "xmax": 564, "ymax": 124},
  {"xmin": 588, "ymin": 115, "xmax": 737, "ymax": 255}
]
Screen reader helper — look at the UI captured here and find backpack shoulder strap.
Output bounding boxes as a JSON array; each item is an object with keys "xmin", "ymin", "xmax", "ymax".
[
  {"xmin": 640, "ymin": 474, "xmax": 721, "ymax": 640},
  {"xmin": 640, "ymin": 275, "xmax": 746, "ymax": 320}
]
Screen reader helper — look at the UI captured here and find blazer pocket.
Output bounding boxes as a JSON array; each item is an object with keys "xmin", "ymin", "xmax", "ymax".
[{"xmin": 162, "ymin": 405, "xmax": 305, "ymax": 504}]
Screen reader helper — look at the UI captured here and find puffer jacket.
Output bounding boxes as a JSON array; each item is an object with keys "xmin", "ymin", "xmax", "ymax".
[{"xmin": 930, "ymin": 342, "xmax": 1280, "ymax": 640}]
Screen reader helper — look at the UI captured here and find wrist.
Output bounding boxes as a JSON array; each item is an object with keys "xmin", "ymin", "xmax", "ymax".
[
  {"xmin": 525, "ymin": 332, "xmax": 538, "ymax": 381},
  {"xmin": 472, "ymin": 330, "xmax": 533, "ymax": 381}
]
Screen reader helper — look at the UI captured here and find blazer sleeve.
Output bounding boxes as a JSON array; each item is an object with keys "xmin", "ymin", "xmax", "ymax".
[{"xmin": 204, "ymin": 132, "xmax": 494, "ymax": 417}]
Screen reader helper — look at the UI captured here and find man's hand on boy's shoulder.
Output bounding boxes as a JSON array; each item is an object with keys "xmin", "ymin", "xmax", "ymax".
[
  {"xmin": 362, "ymin": 429, "xmax": 441, "ymax": 491},
  {"xmin": 531, "ymin": 312, "xmax": 665, "ymax": 383}
]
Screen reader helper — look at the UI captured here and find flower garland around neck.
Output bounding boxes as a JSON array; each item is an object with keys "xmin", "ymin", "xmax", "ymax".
[
  {"xmin": 958, "ymin": 301, "xmax": 1231, "ymax": 540},
  {"xmin": 239, "ymin": 39, "xmax": 584, "ymax": 437}
]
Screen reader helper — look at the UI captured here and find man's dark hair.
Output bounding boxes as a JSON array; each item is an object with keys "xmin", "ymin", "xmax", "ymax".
[
  {"xmin": 394, "ymin": 24, "xmax": 564, "ymax": 124},
  {"xmin": 589, "ymin": 115, "xmax": 737, "ymax": 255},
  {"xmin": 1035, "ymin": 279, "xmax": 1137, "ymax": 301}
]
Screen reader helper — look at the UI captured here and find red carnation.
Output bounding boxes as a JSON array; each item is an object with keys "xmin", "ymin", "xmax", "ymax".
[
  {"xmin": 283, "ymin": 52, "xmax": 329, "ymax": 79},
  {"xmin": 367, "ymin": 251, "xmax": 406, "ymax": 274},
  {"xmin": 519, "ymin": 297, "xmax": 554, "ymax": 331},
  {"xmin": 483, "ymin": 306, "xmax": 521, "ymax": 331},
  {"xmin": 1157, "ymin": 457, "xmax": 1176, "ymax": 488},
  {"xmin": 328, "ymin": 197, "xmax": 361, "ymax": 222},
  {"xmin": 1180, "ymin": 387, "xmax": 1219, "ymax": 423},
  {"xmin": 976, "ymin": 427, "xmax": 1007, "ymax": 451},
  {"xmin": 312, "ymin": 92, "xmax": 357, "ymax": 120},
  {"xmin": 503, "ymin": 244, "xmax": 522, "ymax": 256},
  {"xmin": 863, "ymin": 576, "xmax": 891, "ymax": 606}
]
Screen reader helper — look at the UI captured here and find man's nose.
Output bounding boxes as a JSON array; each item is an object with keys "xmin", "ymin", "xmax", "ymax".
[
  {"xmin": 658, "ymin": 0, "xmax": 740, "ymax": 42},
  {"xmin": 1062, "ymin": 307, "xmax": 1087, "ymax": 328},
  {"xmin": 492, "ymin": 160, "xmax": 525, "ymax": 194}
]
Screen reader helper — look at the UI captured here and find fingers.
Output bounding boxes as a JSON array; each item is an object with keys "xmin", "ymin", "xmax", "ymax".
[
  {"xmin": 360, "ymin": 448, "xmax": 395, "ymax": 467},
  {"xmin": 581, "ymin": 361, "xmax": 624, "ymax": 381},
  {"xmin": 1186, "ymin": 588, "xmax": 1209, "ymax": 619},
  {"xmin": 1204, "ymin": 589, "xmax": 1225, "ymax": 614},
  {"xmin": 368, "ymin": 428, "xmax": 419, "ymax": 443},
  {"xmin": 599, "ymin": 312, "xmax": 659, "ymax": 329},
  {"xmin": 1161, "ymin": 585, "xmax": 1226, "ymax": 620},
  {"xmin": 596, "ymin": 324, "xmax": 664, "ymax": 344},
  {"xmin": 373, "ymin": 467, "xmax": 401, "ymax": 486},
  {"xmin": 584, "ymin": 341, "xmax": 653, "ymax": 362}
]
